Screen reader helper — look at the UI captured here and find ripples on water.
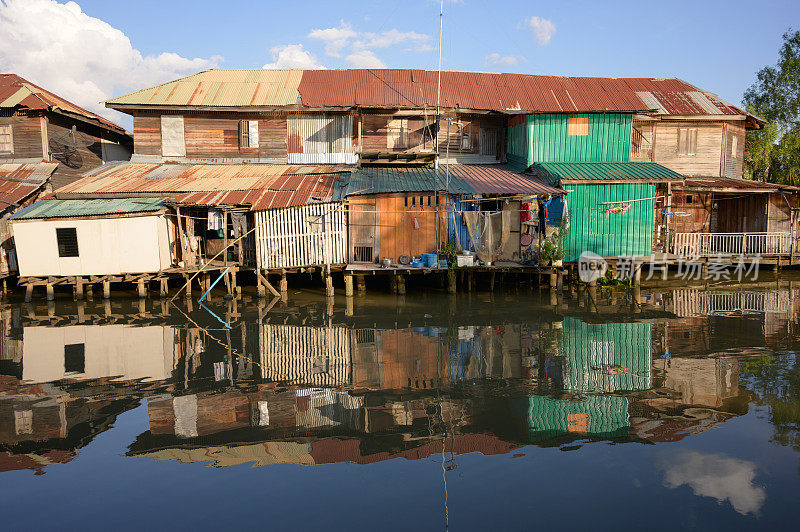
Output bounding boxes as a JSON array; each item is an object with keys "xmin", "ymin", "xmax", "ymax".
[{"xmin": 1, "ymin": 283, "xmax": 800, "ymax": 529}]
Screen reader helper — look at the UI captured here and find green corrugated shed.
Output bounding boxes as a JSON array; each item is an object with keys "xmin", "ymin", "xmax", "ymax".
[
  {"xmin": 563, "ymin": 181, "xmax": 657, "ymax": 260},
  {"xmin": 11, "ymin": 198, "xmax": 167, "ymax": 220},
  {"xmin": 559, "ymin": 317, "xmax": 652, "ymax": 393},
  {"xmin": 506, "ymin": 113, "xmax": 633, "ymax": 167},
  {"xmin": 520, "ymin": 395, "xmax": 630, "ymax": 444}
]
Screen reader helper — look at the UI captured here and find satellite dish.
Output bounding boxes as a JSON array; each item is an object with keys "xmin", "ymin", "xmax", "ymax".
[{"xmin": 49, "ymin": 125, "xmax": 94, "ymax": 169}]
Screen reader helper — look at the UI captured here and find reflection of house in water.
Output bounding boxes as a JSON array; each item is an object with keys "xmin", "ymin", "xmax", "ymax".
[
  {"xmin": 667, "ymin": 288, "xmax": 798, "ymax": 354},
  {"xmin": 260, "ymin": 324, "xmax": 351, "ymax": 387},
  {"xmin": 21, "ymin": 324, "xmax": 182, "ymax": 383}
]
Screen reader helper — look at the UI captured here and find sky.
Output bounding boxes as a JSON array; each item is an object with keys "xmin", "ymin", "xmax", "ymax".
[{"xmin": 0, "ymin": 0, "xmax": 797, "ymax": 130}]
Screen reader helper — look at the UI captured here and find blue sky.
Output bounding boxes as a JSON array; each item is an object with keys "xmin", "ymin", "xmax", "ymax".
[{"xmin": 1, "ymin": 0, "xmax": 797, "ymax": 128}]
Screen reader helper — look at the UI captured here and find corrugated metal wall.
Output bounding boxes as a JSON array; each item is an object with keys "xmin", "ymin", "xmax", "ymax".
[
  {"xmin": 506, "ymin": 118, "xmax": 528, "ymax": 169},
  {"xmin": 522, "ymin": 395, "xmax": 630, "ymax": 443},
  {"xmin": 562, "ymin": 182, "xmax": 656, "ymax": 260},
  {"xmin": 255, "ymin": 203, "xmax": 346, "ymax": 268},
  {"xmin": 559, "ymin": 317, "xmax": 652, "ymax": 393},
  {"xmin": 529, "ymin": 114, "xmax": 632, "ymax": 163},
  {"xmin": 287, "ymin": 113, "xmax": 357, "ymax": 164},
  {"xmin": 448, "ymin": 196, "xmax": 478, "ymax": 252}
]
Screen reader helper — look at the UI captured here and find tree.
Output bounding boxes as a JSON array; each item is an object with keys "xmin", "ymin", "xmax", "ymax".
[{"xmin": 743, "ymin": 29, "xmax": 800, "ymax": 184}]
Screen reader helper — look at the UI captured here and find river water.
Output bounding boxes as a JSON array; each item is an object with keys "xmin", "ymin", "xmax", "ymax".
[{"xmin": 1, "ymin": 281, "xmax": 799, "ymax": 530}]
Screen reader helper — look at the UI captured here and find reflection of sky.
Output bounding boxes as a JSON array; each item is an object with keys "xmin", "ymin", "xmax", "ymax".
[{"xmin": 659, "ymin": 450, "xmax": 766, "ymax": 515}]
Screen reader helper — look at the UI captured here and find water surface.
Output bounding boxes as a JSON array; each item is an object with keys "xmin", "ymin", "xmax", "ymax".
[{"xmin": 2, "ymin": 282, "xmax": 800, "ymax": 530}]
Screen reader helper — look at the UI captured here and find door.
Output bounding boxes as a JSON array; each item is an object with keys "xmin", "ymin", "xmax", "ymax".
[{"xmin": 349, "ymin": 203, "xmax": 378, "ymax": 262}]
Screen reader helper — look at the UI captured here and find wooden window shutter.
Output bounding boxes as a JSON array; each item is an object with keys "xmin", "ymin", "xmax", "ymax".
[
  {"xmin": 678, "ymin": 128, "xmax": 687, "ymax": 155},
  {"xmin": 0, "ymin": 124, "xmax": 14, "ymax": 154},
  {"xmin": 160, "ymin": 115, "xmax": 186, "ymax": 157},
  {"xmin": 239, "ymin": 120, "xmax": 249, "ymax": 148},
  {"xmin": 689, "ymin": 128, "xmax": 697, "ymax": 155}
]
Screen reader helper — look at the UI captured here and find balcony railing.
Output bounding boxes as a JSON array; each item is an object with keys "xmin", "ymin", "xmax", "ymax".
[{"xmin": 672, "ymin": 232, "xmax": 793, "ymax": 256}]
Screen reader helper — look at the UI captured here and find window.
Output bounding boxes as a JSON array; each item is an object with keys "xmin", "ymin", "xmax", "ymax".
[
  {"xmin": 686, "ymin": 195, "xmax": 693, "ymax": 204},
  {"xmin": 568, "ymin": 117, "xmax": 589, "ymax": 136},
  {"xmin": 677, "ymin": 128, "xmax": 698, "ymax": 156},
  {"xmin": 728, "ymin": 134, "xmax": 738, "ymax": 158},
  {"xmin": 56, "ymin": 227, "xmax": 79, "ymax": 257},
  {"xmin": 160, "ymin": 115, "xmax": 186, "ymax": 157},
  {"xmin": 239, "ymin": 120, "xmax": 259, "ymax": 149},
  {"xmin": 387, "ymin": 118, "xmax": 408, "ymax": 149},
  {"xmin": 64, "ymin": 343, "xmax": 85, "ymax": 373},
  {"xmin": 0, "ymin": 124, "xmax": 12, "ymax": 154}
]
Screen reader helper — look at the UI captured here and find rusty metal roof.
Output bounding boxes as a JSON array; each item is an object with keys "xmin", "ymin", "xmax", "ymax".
[
  {"xmin": 11, "ymin": 197, "xmax": 166, "ymax": 220},
  {"xmin": 298, "ymin": 70, "xmax": 749, "ymax": 116},
  {"xmin": 105, "ymin": 69, "xmax": 304, "ymax": 108},
  {"xmin": 0, "ymin": 74, "xmax": 126, "ymax": 132},
  {"xmin": 341, "ymin": 165, "xmax": 564, "ymax": 197},
  {"xmin": 54, "ymin": 162, "xmax": 346, "ymax": 210},
  {"xmin": 678, "ymin": 176, "xmax": 799, "ymax": 192},
  {"xmin": 0, "ymin": 162, "xmax": 58, "ymax": 209}
]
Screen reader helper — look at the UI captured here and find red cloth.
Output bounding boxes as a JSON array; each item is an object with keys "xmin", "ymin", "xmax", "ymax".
[{"xmin": 520, "ymin": 203, "xmax": 531, "ymax": 223}]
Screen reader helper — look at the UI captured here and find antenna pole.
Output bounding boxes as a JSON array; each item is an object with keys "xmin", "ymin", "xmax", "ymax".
[{"xmin": 434, "ymin": 0, "xmax": 443, "ymax": 248}]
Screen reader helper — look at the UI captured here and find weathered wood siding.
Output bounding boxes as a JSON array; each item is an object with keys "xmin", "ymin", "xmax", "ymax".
[
  {"xmin": 347, "ymin": 192, "xmax": 447, "ymax": 264},
  {"xmin": 670, "ymin": 191, "xmax": 713, "ymax": 234},
  {"xmin": 652, "ymin": 122, "xmax": 724, "ymax": 177},
  {"xmin": 0, "ymin": 113, "xmax": 44, "ymax": 159},
  {"xmin": 132, "ymin": 111, "xmax": 288, "ymax": 160},
  {"xmin": 46, "ymin": 113, "xmax": 106, "ymax": 189},
  {"xmin": 712, "ymin": 194, "xmax": 767, "ymax": 233},
  {"xmin": 255, "ymin": 203, "xmax": 346, "ymax": 269}
]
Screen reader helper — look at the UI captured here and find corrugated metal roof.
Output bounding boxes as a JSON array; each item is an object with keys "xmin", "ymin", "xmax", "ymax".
[
  {"xmin": 55, "ymin": 162, "xmax": 347, "ymax": 210},
  {"xmin": 678, "ymin": 176, "xmax": 797, "ymax": 191},
  {"xmin": 103, "ymin": 69, "xmax": 751, "ymax": 119},
  {"xmin": 530, "ymin": 162, "xmax": 685, "ymax": 183},
  {"xmin": 105, "ymin": 69, "xmax": 303, "ymax": 108},
  {"xmin": 0, "ymin": 74, "xmax": 126, "ymax": 132},
  {"xmin": 0, "ymin": 162, "xmax": 58, "ymax": 208},
  {"xmin": 341, "ymin": 165, "xmax": 564, "ymax": 197},
  {"xmin": 10, "ymin": 197, "xmax": 166, "ymax": 220}
]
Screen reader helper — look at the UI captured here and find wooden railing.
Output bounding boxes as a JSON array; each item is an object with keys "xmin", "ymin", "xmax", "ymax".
[{"xmin": 672, "ymin": 232, "xmax": 793, "ymax": 256}]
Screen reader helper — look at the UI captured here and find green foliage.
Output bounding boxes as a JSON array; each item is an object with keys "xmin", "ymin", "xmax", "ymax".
[
  {"xmin": 538, "ymin": 226, "xmax": 566, "ymax": 262},
  {"xmin": 440, "ymin": 236, "xmax": 458, "ymax": 268},
  {"xmin": 743, "ymin": 29, "xmax": 800, "ymax": 184}
]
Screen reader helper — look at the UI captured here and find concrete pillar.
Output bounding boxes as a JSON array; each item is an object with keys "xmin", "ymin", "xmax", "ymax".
[{"xmin": 344, "ymin": 275, "xmax": 354, "ymax": 297}]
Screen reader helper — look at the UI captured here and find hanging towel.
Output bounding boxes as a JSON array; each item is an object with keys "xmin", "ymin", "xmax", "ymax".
[
  {"xmin": 231, "ymin": 213, "xmax": 248, "ymax": 238},
  {"xmin": 207, "ymin": 209, "xmax": 224, "ymax": 231}
]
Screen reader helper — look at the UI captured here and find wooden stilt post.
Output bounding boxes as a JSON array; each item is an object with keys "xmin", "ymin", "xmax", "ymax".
[
  {"xmin": 137, "ymin": 279, "xmax": 146, "ymax": 299},
  {"xmin": 345, "ymin": 295, "xmax": 354, "ymax": 316},
  {"xmin": 75, "ymin": 276, "xmax": 84, "ymax": 300},
  {"xmin": 77, "ymin": 301, "xmax": 85, "ymax": 323},
  {"xmin": 356, "ymin": 275, "xmax": 366, "ymax": 295},
  {"xmin": 448, "ymin": 269, "xmax": 456, "ymax": 294},
  {"xmin": 279, "ymin": 270, "xmax": 288, "ymax": 298},
  {"xmin": 160, "ymin": 278, "xmax": 168, "ymax": 298},
  {"xmin": 224, "ymin": 269, "xmax": 233, "ymax": 298},
  {"xmin": 24, "ymin": 284, "xmax": 33, "ymax": 303},
  {"xmin": 345, "ymin": 274, "xmax": 354, "ymax": 297},
  {"xmin": 549, "ymin": 272, "xmax": 557, "ymax": 289},
  {"xmin": 232, "ymin": 268, "xmax": 241, "ymax": 299},
  {"xmin": 102, "ymin": 280, "xmax": 111, "ymax": 299},
  {"xmin": 256, "ymin": 270, "xmax": 266, "ymax": 297},
  {"xmin": 137, "ymin": 298, "xmax": 146, "ymax": 315},
  {"xmin": 325, "ymin": 266, "xmax": 334, "ymax": 298},
  {"xmin": 389, "ymin": 274, "xmax": 398, "ymax": 294},
  {"xmin": 490, "ymin": 271, "xmax": 496, "ymax": 292},
  {"xmin": 47, "ymin": 300, "xmax": 55, "ymax": 318},
  {"xmin": 86, "ymin": 283, "xmax": 93, "ymax": 300},
  {"xmin": 46, "ymin": 282, "xmax": 54, "ymax": 301},
  {"xmin": 397, "ymin": 274, "xmax": 406, "ymax": 295},
  {"xmin": 104, "ymin": 299, "xmax": 111, "ymax": 317}
]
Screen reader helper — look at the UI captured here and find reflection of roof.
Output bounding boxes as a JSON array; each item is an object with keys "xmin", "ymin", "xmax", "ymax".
[
  {"xmin": 11, "ymin": 197, "xmax": 166, "ymax": 220},
  {"xmin": 104, "ymin": 69, "xmax": 754, "ymax": 121},
  {"xmin": 342, "ymin": 165, "xmax": 564, "ymax": 197},
  {"xmin": 54, "ymin": 162, "xmax": 347, "ymax": 210},
  {"xmin": 106, "ymin": 69, "xmax": 303, "ymax": 108},
  {"xmin": 677, "ymin": 176, "xmax": 798, "ymax": 192},
  {"xmin": 0, "ymin": 73, "xmax": 125, "ymax": 132},
  {"xmin": 531, "ymin": 162, "xmax": 685, "ymax": 183},
  {"xmin": 0, "ymin": 162, "xmax": 57, "ymax": 209}
]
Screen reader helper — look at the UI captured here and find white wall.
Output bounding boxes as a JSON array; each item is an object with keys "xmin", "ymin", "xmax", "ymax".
[
  {"xmin": 12, "ymin": 214, "xmax": 173, "ymax": 277},
  {"xmin": 22, "ymin": 324, "xmax": 179, "ymax": 383}
]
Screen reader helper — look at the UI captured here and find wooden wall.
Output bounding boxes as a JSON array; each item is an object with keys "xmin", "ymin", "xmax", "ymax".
[
  {"xmin": 652, "ymin": 121, "xmax": 726, "ymax": 177},
  {"xmin": 131, "ymin": 111, "xmax": 288, "ymax": 160},
  {"xmin": 670, "ymin": 191, "xmax": 713, "ymax": 234},
  {"xmin": 0, "ymin": 112, "xmax": 44, "ymax": 159},
  {"xmin": 712, "ymin": 194, "xmax": 767, "ymax": 233},
  {"xmin": 347, "ymin": 192, "xmax": 447, "ymax": 264}
]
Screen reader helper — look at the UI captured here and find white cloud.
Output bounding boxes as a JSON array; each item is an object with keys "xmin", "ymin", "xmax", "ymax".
[
  {"xmin": 522, "ymin": 16, "xmax": 556, "ymax": 45},
  {"xmin": 345, "ymin": 50, "xmax": 386, "ymax": 69},
  {"xmin": 0, "ymin": 0, "xmax": 220, "ymax": 127},
  {"xmin": 307, "ymin": 22, "xmax": 357, "ymax": 57},
  {"xmin": 659, "ymin": 450, "xmax": 766, "ymax": 516},
  {"xmin": 484, "ymin": 53, "xmax": 525, "ymax": 66},
  {"xmin": 262, "ymin": 44, "xmax": 325, "ymax": 69},
  {"xmin": 354, "ymin": 29, "xmax": 432, "ymax": 51}
]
